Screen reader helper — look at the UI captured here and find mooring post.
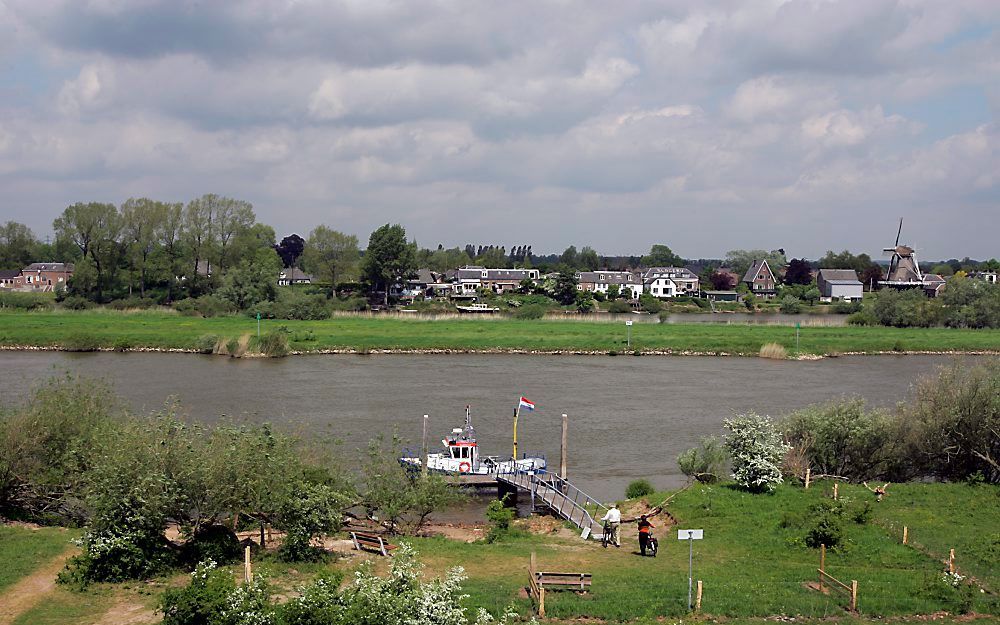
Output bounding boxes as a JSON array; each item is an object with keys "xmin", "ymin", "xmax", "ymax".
[
  {"xmin": 244, "ymin": 545, "xmax": 252, "ymax": 583},
  {"xmin": 421, "ymin": 414, "xmax": 429, "ymax": 477},
  {"xmin": 850, "ymin": 580, "xmax": 858, "ymax": 612},
  {"xmin": 949, "ymin": 549, "xmax": 955, "ymax": 574},
  {"xmin": 902, "ymin": 526, "xmax": 908, "ymax": 545},
  {"xmin": 560, "ymin": 413, "xmax": 568, "ymax": 481},
  {"xmin": 833, "ymin": 483, "xmax": 838, "ymax": 500},
  {"xmin": 819, "ymin": 543, "xmax": 826, "ymax": 591},
  {"xmin": 805, "ymin": 467, "xmax": 811, "ymax": 489}
]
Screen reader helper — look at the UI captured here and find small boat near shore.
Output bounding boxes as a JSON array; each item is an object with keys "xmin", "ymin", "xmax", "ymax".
[
  {"xmin": 399, "ymin": 406, "xmax": 546, "ymax": 477},
  {"xmin": 455, "ymin": 303, "xmax": 500, "ymax": 313}
]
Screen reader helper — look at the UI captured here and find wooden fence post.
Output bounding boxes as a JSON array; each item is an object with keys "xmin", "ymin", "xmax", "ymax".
[
  {"xmin": 695, "ymin": 580, "xmax": 703, "ymax": 611},
  {"xmin": 902, "ymin": 526, "xmax": 908, "ymax": 545},
  {"xmin": 805, "ymin": 468, "xmax": 811, "ymax": 489},
  {"xmin": 244, "ymin": 545, "xmax": 252, "ymax": 583},
  {"xmin": 833, "ymin": 483, "xmax": 838, "ymax": 501},
  {"xmin": 850, "ymin": 580, "xmax": 858, "ymax": 612},
  {"xmin": 949, "ymin": 549, "xmax": 955, "ymax": 574}
]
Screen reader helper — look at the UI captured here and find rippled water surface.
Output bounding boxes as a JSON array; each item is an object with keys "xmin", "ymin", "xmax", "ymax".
[{"xmin": 0, "ymin": 351, "xmax": 968, "ymax": 501}]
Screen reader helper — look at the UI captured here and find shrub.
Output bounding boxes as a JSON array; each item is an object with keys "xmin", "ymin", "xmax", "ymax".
[
  {"xmin": 639, "ymin": 293, "xmax": 662, "ymax": 313},
  {"xmin": 61, "ymin": 295, "xmax": 92, "ymax": 310},
  {"xmin": 513, "ymin": 304, "xmax": 546, "ymax": 319},
  {"xmin": 160, "ymin": 560, "xmax": 237, "ymax": 625},
  {"xmin": 804, "ymin": 501, "xmax": 844, "ymax": 548},
  {"xmin": 846, "ymin": 309, "xmax": 877, "ymax": 326},
  {"xmin": 608, "ymin": 300, "xmax": 632, "ymax": 314},
  {"xmin": 831, "ymin": 299, "xmax": 862, "ymax": 314},
  {"xmin": 108, "ymin": 297, "xmax": 157, "ymax": 310},
  {"xmin": 485, "ymin": 496, "xmax": 516, "ymax": 543},
  {"xmin": 112, "ymin": 337, "xmax": 133, "ymax": 352},
  {"xmin": 724, "ymin": 413, "xmax": 790, "ymax": 492},
  {"xmin": 779, "ymin": 295, "xmax": 802, "ymax": 314},
  {"xmin": 173, "ymin": 295, "xmax": 233, "ymax": 318},
  {"xmin": 759, "ymin": 342, "xmax": 787, "ymax": 359},
  {"xmin": 677, "ymin": 436, "xmax": 727, "ymax": 483},
  {"xmin": 276, "ymin": 482, "xmax": 347, "ymax": 562},
  {"xmin": 194, "ymin": 334, "xmax": 219, "ymax": 354},
  {"xmin": 252, "ymin": 331, "xmax": 290, "ymax": 357},
  {"xmin": 625, "ymin": 479, "xmax": 654, "ymax": 499},
  {"xmin": 257, "ymin": 290, "xmax": 331, "ymax": 320},
  {"xmin": 0, "ymin": 291, "xmax": 54, "ymax": 310}
]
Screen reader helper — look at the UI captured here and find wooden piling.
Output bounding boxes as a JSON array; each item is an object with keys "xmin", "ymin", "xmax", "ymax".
[
  {"xmin": 244, "ymin": 545, "xmax": 252, "ymax": 583},
  {"xmin": 805, "ymin": 468, "xmax": 811, "ymax": 489},
  {"xmin": 833, "ymin": 483, "xmax": 838, "ymax": 500},
  {"xmin": 850, "ymin": 580, "xmax": 858, "ymax": 612},
  {"xmin": 560, "ymin": 413, "xmax": 568, "ymax": 480},
  {"xmin": 422, "ymin": 414, "xmax": 429, "ymax": 477},
  {"xmin": 949, "ymin": 549, "xmax": 955, "ymax": 574},
  {"xmin": 695, "ymin": 580, "xmax": 703, "ymax": 611},
  {"xmin": 902, "ymin": 526, "xmax": 908, "ymax": 545}
]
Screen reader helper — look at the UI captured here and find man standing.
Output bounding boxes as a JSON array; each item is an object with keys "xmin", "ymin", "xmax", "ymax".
[{"xmin": 601, "ymin": 503, "xmax": 622, "ymax": 547}]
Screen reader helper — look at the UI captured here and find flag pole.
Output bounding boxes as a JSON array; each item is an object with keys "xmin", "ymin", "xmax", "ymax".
[{"xmin": 513, "ymin": 403, "xmax": 520, "ymax": 459}]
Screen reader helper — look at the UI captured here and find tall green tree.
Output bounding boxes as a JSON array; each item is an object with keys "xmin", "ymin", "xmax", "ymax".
[
  {"xmin": 642, "ymin": 244, "xmax": 683, "ymax": 267},
  {"xmin": 214, "ymin": 198, "xmax": 255, "ymax": 271},
  {"xmin": 0, "ymin": 221, "xmax": 40, "ymax": 270},
  {"xmin": 578, "ymin": 246, "xmax": 600, "ymax": 271},
  {"xmin": 120, "ymin": 198, "xmax": 169, "ymax": 297},
  {"xmin": 559, "ymin": 245, "xmax": 579, "ymax": 268},
  {"xmin": 726, "ymin": 249, "xmax": 787, "ymax": 278},
  {"xmin": 303, "ymin": 226, "xmax": 359, "ymax": 290},
  {"xmin": 53, "ymin": 202, "xmax": 122, "ymax": 301},
  {"xmin": 552, "ymin": 265, "xmax": 579, "ymax": 305},
  {"xmin": 217, "ymin": 248, "xmax": 281, "ymax": 310},
  {"xmin": 361, "ymin": 224, "xmax": 416, "ymax": 306},
  {"xmin": 182, "ymin": 194, "xmax": 219, "ymax": 278},
  {"xmin": 784, "ymin": 258, "xmax": 813, "ymax": 285}
]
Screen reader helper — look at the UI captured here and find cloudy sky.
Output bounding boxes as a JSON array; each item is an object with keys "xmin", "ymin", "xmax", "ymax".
[{"xmin": 1, "ymin": 1, "xmax": 997, "ymax": 259}]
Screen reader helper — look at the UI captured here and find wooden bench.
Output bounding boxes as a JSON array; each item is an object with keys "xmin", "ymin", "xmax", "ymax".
[
  {"xmin": 528, "ymin": 552, "xmax": 592, "ymax": 617},
  {"xmin": 350, "ymin": 531, "xmax": 397, "ymax": 556}
]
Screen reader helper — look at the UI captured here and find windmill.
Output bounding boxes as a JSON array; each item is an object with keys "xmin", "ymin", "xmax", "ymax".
[{"xmin": 880, "ymin": 218, "xmax": 923, "ymax": 287}]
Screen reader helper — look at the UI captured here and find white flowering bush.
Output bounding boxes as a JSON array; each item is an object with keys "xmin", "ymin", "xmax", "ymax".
[
  {"xmin": 724, "ymin": 413, "xmax": 791, "ymax": 492},
  {"xmin": 221, "ymin": 577, "xmax": 274, "ymax": 625}
]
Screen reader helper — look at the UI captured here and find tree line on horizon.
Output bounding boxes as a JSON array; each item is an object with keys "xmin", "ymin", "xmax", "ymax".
[{"xmin": 2, "ymin": 196, "xmax": 998, "ymax": 307}]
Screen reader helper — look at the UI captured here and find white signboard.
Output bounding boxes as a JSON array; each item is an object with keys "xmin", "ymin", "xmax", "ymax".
[
  {"xmin": 677, "ymin": 529, "xmax": 704, "ymax": 540},
  {"xmin": 625, "ymin": 320, "xmax": 633, "ymax": 326}
]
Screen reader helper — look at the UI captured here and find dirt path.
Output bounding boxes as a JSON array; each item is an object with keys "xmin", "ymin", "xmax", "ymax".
[
  {"xmin": 91, "ymin": 598, "xmax": 158, "ymax": 625},
  {"xmin": 0, "ymin": 548, "xmax": 76, "ymax": 625}
]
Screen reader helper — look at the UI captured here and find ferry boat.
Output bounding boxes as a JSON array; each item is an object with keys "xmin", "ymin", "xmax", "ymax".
[
  {"xmin": 455, "ymin": 302, "xmax": 500, "ymax": 313},
  {"xmin": 399, "ymin": 406, "xmax": 546, "ymax": 476}
]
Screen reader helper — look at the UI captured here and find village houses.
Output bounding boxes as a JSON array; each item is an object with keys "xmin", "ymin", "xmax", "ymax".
[
  {"xmin": 0, "ymin": 262, "xmax": 74, "ymax": 291},
  {"xmin": 742, "ymin": 259, "xmax": 777, "ymax": 300},
  {"xmin": 576, "ymin": 271, "xmax": 643, "ymax": 299},
  {"xmin": 816, "ymin": 269, "xmax": 863, "ymax": 302}
]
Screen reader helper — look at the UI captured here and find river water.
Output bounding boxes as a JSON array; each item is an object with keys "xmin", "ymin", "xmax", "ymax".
[{"xmin": 0, "ymin": 351, "xmax": 970, "ymax": 502}]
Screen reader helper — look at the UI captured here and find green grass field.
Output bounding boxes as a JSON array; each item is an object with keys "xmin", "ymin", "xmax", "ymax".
[
  {"xmin": 2, "ymin": 310, "xmax": 1000, "ymax": 356},
  {"xmin": 1, "ymin": 483, "xmax": 997, "ymax": 624},
  {"xmin": 0, "ymin": 525, "xmax": 76, "ymax": 592}
]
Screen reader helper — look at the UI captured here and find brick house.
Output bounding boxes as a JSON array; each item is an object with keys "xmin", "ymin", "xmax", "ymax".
[
  {"xmin": 577, "ymin": 271, "xmax": 643, "ymax": 299},
  {"xmin": 0, "ymin": 269, "xmax": 20, "ymax": 289},
  {"xmin": 19, "ymin": 263, "xmax": 74, "ymax": 291},
  {"xmin": 742, "ymin": 259, "xmax": 777, "ymax": 300}
]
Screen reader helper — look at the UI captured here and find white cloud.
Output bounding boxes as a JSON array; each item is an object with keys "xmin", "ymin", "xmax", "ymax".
[{"xmin": 0, "ymin": 1, "xmax": 998, "ymax": 257}]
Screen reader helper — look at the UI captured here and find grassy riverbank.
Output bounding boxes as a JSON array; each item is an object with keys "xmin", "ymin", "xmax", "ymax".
[
  {"xmin": 2, "ymin": 482, "xmax": 997, "ymax": 624},
  {"xmin": 2, "ymin": 310, "xmax": 1000, "ymax": 356}
]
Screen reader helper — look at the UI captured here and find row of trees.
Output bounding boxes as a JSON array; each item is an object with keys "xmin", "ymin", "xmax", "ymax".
[
  {"xmin": 678, "ymin": 359, "xmax": 1000, "ymax": 488},
  {"xmin": 0, "ymin": 376, "xmax": 462, "ymax": 584}
]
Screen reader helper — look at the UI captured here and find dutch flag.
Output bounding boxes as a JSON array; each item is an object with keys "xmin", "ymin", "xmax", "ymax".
[{"xmin": 518, "ymin": 396, "xmax": 535, "ymax": 412}]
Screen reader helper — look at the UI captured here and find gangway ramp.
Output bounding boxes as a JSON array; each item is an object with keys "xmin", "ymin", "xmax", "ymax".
[{"xmin": 496, "ymin": 470, "xmax": 607, "ymax": 539}]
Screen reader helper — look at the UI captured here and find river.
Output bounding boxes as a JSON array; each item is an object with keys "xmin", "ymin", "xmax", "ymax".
[{"xmin": 0, "ymin": 351, "xmax": 971, "ymax": 502}]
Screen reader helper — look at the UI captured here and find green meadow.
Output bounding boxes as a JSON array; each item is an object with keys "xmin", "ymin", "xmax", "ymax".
[{"xmin": 2, "ymin": 309, "xmax": 1000, "ymax": 356}]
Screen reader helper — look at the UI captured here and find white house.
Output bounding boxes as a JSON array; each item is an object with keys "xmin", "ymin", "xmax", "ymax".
[
  {"xmin": 816, "ymin": 269, "xmax": 863, "ymax": 302},
  {"xmin": 642, "ymin": 267, "xmax": 699, "ymax": 294},
  {"xmin": 576, "ymin": 271, "xmax": 643, "ymax": 299},
  {"xmin": 277, "ymin": 267, "xmax": 312, "ymax": 286},
  {"xmin": 644, "ymin": 275, "xmax": 679, "ymax": 298}
]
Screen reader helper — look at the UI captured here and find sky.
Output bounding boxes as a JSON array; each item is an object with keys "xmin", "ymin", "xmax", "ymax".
[{"xmin": 0, "ymin": 1, "xmax": 997, "ymax": 260}]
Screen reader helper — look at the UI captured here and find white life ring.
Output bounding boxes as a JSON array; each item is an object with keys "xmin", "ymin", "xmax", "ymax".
[{"xmin": 459, "ymin": 462, "xmax": 471, "ymax": 473}]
